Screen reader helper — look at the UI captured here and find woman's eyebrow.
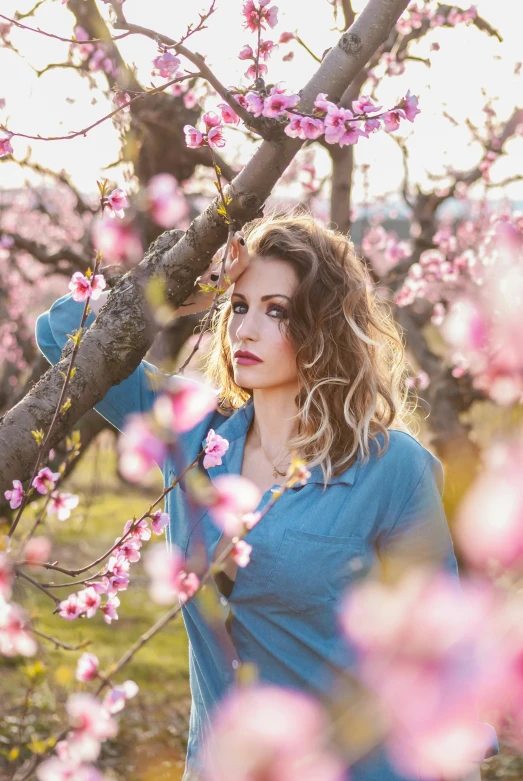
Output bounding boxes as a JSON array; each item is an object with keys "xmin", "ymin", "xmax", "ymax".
[{"xmin": 231, "ymin": 292, "xmax": 291, "ymax": 301}]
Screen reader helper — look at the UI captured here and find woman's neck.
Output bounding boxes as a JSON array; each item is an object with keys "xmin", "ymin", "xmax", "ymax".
[{"xmin": 248, "ymin": 387, "xmax": 301, "ymax": 463}]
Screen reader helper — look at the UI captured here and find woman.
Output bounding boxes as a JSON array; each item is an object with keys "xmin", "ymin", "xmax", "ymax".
[{"xmin": 36, "ymin": 211, "xmax": 496, "ymax": 781}]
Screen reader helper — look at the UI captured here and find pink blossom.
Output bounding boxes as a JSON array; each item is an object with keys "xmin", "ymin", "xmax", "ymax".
[
  {"xmin": 232, "ymin": 540, "xmax": 252, "ymax": 567},
  {"xmin": 153, "ymin": 380, "xmax": 217, "ymax": 434},
  {"xmin": 0, "ymin": 552, "xmax": 13, "ymax": 601},
  {"xmin": 105, "ymin": 187, "xmax": 128, "ymax": 219},
  {"xmin": 146, "ymin": 173, "xmax": 189, "ymax": 229},
  {"xmin": 36, "ymin": 757, "xmax": 104, "ymax": 781},
  {"xmin": 178, "ymin": 571, "xmax": 200, "ymax": 603},
  {"xmin": 239, "ymin": 44, "xmax": 254, "ymax": 60},
  {"xmin": 91, "ymin": 217, "xmax": 143, "ymax": 266},
  {"xmin": 324, "ymin": 105, "xmax": 353, "ymax": 144},
  {"xmin": 77, "ymin": 587, "xmax": 102, "ymax": 618},
  {"xmin": 100, "ymin": 593, "xmax": 120, "ymax": 624},
  {"xmin": 314, "ymin": 92, "xmax": 335, "ymax": 113},
  {"xmin": 352, "ymin": 96, "xmax": 383, "ymax": 114},
  {"xmin": 59, "ymin": 593, "xmax": 84, "ymax": 621},
  {"xmin": 202, "ymin": 111, "xmax": 221, "ymax": 129},
  {"xmin": 0, "ymin": 601, "xmax": 37, "ymax": 657},
  {"xmin": 150, "ymin": 510, "xmax": 170, "ymax": 534},
  {"xmin": 364, "ymin": 117, "xmax": 381, "ymax": 133},
  {"xmin": 456, "ymin": 433, "xmax": 523, "ymax": 570},
  {"xmin": 263, "ymin": 89, "xmax": 300, "ymax": 118},
  {"xmin": 300, "ymin": 116, "xmax": 325, "ymax": 140},
  {"xmin": 244, "ymin": 91, "xmax": 264, "ymax": 117},
  {"xmin": 90, "ymin": 274, "xmax": 107, "ymax": 300},
  {"xmin": 123, "ymin": 518, "xmax": 152, "ymax": 541},
  {"xmin": 113, "ymin": 536, "xmax": 141, "ymax": 562},
  {"xmin": 208, "ymin": 474, "xmax": 262, "ymax": 536},
  {"xmin": 382, "ymin": 108, "xmax": 407, "ymax": 133},
  {"xmin": 67, "ymin": 692, "xmax": 118, "ymax": 741},
  {"xmin": 0, "ymin": 135, "xmax": 13, "ymax": 157},
  {"xmin": 152, "ymin": 51, "xmax": 181, "ymax": 78},
  {"xmin": 47, "ymin": 491, "xmax": 79, "ymax": 521},
  {"xmin": 113, "ymin": 89, "xmax": 130, "ymax": 113},
  {"xmin": 203, "ymin": 429, "xmax": 229, "ymax": 468},
  {"xmin": 32, "ymin": 466, "xmax": 60, "ymax": 496},
  {"xmin": 201, "ymin": 684, "xmax": 345, "ymax": 781},
  {"xmin": 68, "ymin": 271, "xmax": 91, "ymax": 302},
  {"xmin": 4, "ymin": 479, "xmax": 23, "ymax": 509},
  {"xmin": 242, "ymin": 0, "xmax": 279, "ymax": 33},
  {"xmin": 400, "ymin": 90, "xmax": 421, "ymax": 122},
  {"xmin": 244, "ymin": 62, "xmax": 268, "ymax": 81},
  {"xmin": 183, "ymin": 124, "xmax": 204, "ymax": 149},
  {"xmin": 217, "ymin": 102, "xmax": 240, "ymax": 125},
  {"xmin": 259, "ymin": 39, "xmax": 276, "ymax": 60},
  {"xmin": 207, "ymin": 125, "xmax": 226, "ymax": 149},
  {"xmin": 440, "ymin": 297, "xmax": 488, "ymax": 354},
  {"xmin": 103, "ymin": 680, "xmax": 139, "ymax": 714},
  {"xmin": 143, "ymin": 544, "xmax": 186, "ymax": 604},
  {"xmin": 282, "ymin": 51, "xmax": 294, "ymax": 62},
  {"xmin": 119, "ymin": 414, "xmax": 168, "ymax": 482},
  {"xmin": 242, "ymin": 510, "xmax": 261, "ymax": 530},
  {"xmin": 279, "ymin": 31, "xmax": 296, "ymax": 43},
  {"xmin": 339, "ymin": 569, "xmax": 497, "ymax": 776},
  {"xmin": 23, "ymin": 536, "xmax": 52, "ymax": 567},
  {"xmin": 339, "ymin": 124, "xmax": 365, "ymax": 147},
  {"xmin": 76, "ymin": 652, "xmax": 100, "ymax": 682}
]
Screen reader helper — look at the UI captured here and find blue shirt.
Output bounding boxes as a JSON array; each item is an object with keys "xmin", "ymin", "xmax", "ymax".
[{"xmin": 36, "ymin": 292, "xmax": 498, "ymax": 781}]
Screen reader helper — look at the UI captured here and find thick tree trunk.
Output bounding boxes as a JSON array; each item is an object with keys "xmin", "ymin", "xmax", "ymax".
[{"xmin": 0, "ymin": 0, "xmax": 411, "ymax": 491}]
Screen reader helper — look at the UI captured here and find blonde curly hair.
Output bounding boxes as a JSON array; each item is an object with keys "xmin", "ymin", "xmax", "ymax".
[{"xmin": 203, "ymin": 207, "xmax": 415, "ymax": 489}]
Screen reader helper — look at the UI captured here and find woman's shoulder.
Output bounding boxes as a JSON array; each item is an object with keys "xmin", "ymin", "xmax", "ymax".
[{"xmin": 362, "ymin": 428, "xmax": 441, "ymax": 491}]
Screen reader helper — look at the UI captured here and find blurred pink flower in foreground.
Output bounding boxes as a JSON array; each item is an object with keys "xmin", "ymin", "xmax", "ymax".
[
  {"xmin": 207, "ymin": 474, "xmax": 262, "ymax": 536},
  {"xmin": 76, "ymin": 652, "xmax": 99, "ymax": 682},
  {"xmin": 23, "ymin": 536, "xmax": 52, "ymax": 566},
  {"xmin": 340, "ymin": 568, "xmax": 499, "ymax": 778},
  {"xmin": 47, "ymin": 491, "xmax": 80, "ymax": 521},
  {"xmin": 118, "ymin": 414, "xmax": 168, "ymax": 483},
  {"xmin": 203, "ymin": 429, "xmax": 229, "ymax": 468},
  {"xmin": 456, "ymin": 429, "xmax": 523, "ymax": 570},
  {"xmin": 200, "ymin": 684, "xmax": 345, "ymax": 781},
  {"xmin": 91, "ymin": 217, "xmax": 143, "ymax": 266},
  {"xmin": 0, "ymin": 552, "xmax": 13, "ymax": 600},
  {"xmin": 144, "ymin": 544, "xmax": 199, "ymax": 605},
  {"xmin": 0, "ymin": 601, "xmax": 37, "ymax": 657},
  {"xmin": 153, "ymin": 380, "xmax": 218, "ymax": 434},
  {"xmin": 146, "ymin": 173, "xmax": 189, "ymax": 229}
]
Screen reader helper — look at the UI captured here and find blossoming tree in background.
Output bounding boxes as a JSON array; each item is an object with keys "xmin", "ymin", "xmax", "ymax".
[{"xmin": 0, "ymin": 0, "xmax": 522, "ymax": 779}]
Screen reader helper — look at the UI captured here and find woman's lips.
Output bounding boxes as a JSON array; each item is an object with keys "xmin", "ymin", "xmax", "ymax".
[{"xmin": 235, "ymin": 356, "xmax": 262, "ymax": 365}]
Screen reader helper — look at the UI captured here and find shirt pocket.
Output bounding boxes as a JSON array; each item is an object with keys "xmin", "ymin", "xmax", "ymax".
[{"xmin": 265, "ymin": 528, "xmax": 368, "ymax": 614}]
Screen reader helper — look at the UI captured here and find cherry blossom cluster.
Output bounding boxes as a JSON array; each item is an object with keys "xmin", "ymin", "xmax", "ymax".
[
  {"xmin": 396, "ymin": 211, "xmax": 523, "ymax": 405},
  {"xmin": 362, "ymin": 222, "xmax": 412, "ymax": 276},
  {"xmin": 36, "ymin": 676, "xmax": 136, "ymax": 781},
  {"xmin": 396, "ymin": 2, "xmax": 478, "ymax": 36},
  {"xmin": 69, "ymin": 26, "xmax": 118, "ymax": 79},
  {"xmin": 56, "ymin": 510, "xmax": 176, "ymax": 624},
  {"xmin": 0, "ymin": 553, "xmax": 37, "ymax": 657},
  {"xmin": 239, "ymin": 0, "xmax": 279, "ymax": 81},
  {"xmin": 184, "ymin": 88, "xmax": 420, "ymax": 153}
]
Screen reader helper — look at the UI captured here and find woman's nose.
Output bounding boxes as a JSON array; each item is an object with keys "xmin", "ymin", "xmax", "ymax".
[{"xmin": 235, "ymin": 308, "xmax": 259, "ymax": 341}]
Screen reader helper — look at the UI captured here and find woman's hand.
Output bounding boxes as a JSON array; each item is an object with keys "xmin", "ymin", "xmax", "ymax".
[{"xmin": 177, "ymin": 230, "xmax": 251, "ymax": 316}]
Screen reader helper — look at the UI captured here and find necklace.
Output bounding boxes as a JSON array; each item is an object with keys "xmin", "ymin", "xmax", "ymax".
[{"xmin": 259, "ymin": 442, "xmax": 290, "ymax": 478}]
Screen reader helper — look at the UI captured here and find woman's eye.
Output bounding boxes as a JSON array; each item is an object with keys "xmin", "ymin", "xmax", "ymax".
[
  {"xmin": 268, "ymin": 304, "xmax": 288, "ymax": 319},
  {"xmin": 231, "ymin": 302, "xmax": 287, "ymax": 319}
]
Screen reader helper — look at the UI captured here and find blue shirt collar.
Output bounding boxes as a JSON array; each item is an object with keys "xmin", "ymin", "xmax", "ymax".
[{"xmin": 201, "ymin": 396, "xmax": 358, "ymax": 486}]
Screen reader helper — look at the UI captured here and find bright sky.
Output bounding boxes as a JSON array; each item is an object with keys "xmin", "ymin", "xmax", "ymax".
[{"xmin": 0, "ymin": 0, "xmax": 522, "ymax": 205}]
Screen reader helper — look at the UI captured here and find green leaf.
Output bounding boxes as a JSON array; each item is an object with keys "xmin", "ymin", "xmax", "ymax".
[{"xmin": 31, "ymin": 429, "xmax": 44, "ymax": 445}]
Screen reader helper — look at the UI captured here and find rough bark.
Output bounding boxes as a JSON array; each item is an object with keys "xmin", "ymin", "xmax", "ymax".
[{"xmin": 0, "ymin": 0, "xmax": 411, "ymax": 491}]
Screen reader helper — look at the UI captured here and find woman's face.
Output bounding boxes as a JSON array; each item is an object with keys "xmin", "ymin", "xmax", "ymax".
[{"xmin": 227, "ymin": 255, "xmax": 299, "ymax": 392}]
